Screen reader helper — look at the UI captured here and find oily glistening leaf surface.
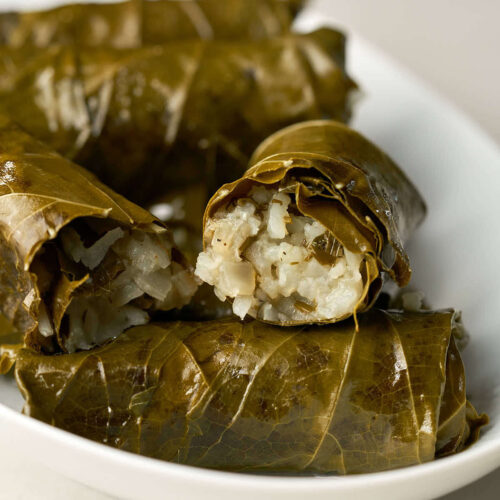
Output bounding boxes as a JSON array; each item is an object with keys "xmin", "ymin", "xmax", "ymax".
[
  {"xmin": 205, "ymin": 120, "xmax": 426, "ymax": 316},
  {"xmin": 0, "ymin": 0, "xmax": 306, "ymax": 48},
  {"xmin": 0, "ymin": 29, "xmax": 354, "ymax": 218},
  {"xmin": 0, "ymin": 118, "xmax": 178, "ymax": 351},
  {"xmin": 7, "ymin": 310, "xmax": 486, "ymax": 474}
]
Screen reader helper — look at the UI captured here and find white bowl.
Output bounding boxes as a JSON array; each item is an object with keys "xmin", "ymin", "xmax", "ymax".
[{"xmin": 0, "ymin": 2, "xmax": 499, "ymax": 499}]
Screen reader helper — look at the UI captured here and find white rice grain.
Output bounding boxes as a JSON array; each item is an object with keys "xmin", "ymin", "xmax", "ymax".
[{"xmin": 195, "ymin": 186, "xmax": 365, "ymax": 323}]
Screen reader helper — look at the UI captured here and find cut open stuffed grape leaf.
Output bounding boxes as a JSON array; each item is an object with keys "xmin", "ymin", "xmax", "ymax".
[
  {"xmin": 198, "ymin": 121, "xmax": 426, "ymax": 325},
  {"xmin": 0, "ymin": 118, "xmax": 198, "ymax": 353}
]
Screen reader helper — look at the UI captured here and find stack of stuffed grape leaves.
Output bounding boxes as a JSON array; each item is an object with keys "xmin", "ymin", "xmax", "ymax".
[
  {"xmin": 0, "ymin": 28, "xmax": 354, "ymax": 248},
  {"xmin": 0, "ymin": 0, "xmax": 487, "ymax": 481}
]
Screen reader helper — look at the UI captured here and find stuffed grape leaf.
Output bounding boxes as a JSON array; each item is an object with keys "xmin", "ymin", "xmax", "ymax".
[
  {"xmin": 0, "ymin": 0, "xmax": 306, "ymax": 48},
  {"xmin": 3, "ymin": 310, "xmax": 487, "ymax": 474},
  {"xmin": 0, "ymin": 117, "xmax": 197, "ymax": 353},
  {"xmin": 0, "ymin": 29, "xmax": 354, "ymax": 222},
  {"xmin": 203, "ymin": 120, "xmax": 426, "ymax": 323}
]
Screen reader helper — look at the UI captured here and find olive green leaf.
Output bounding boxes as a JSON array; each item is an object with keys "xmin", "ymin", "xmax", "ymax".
[{"xmin": 4, "ymin": 310, "xmax": 487, "ymax": 474}]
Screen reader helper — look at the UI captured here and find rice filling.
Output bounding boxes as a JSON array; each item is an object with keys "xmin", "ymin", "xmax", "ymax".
[
  {"xmin": 195, "ymin": 186, "xmax": 365, "ymax": 323},
  {"xmin": 35, "ymin": 220, "xmax": 198, "ymax": 352}
]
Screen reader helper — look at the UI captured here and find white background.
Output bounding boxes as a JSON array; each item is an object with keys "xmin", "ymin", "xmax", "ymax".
[
  {"xmin": 325, "ymin": 0, "xmax": 500, "ymax": 144},
  {"xmin": 0, "ymin": 0, "xmax": 499, "ymax": 498}
]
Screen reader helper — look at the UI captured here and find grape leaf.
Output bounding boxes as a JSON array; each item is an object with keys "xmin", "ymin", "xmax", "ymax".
[{"xmin": 3, "ymin": 310, "xmax": 487, "ymax": 474}]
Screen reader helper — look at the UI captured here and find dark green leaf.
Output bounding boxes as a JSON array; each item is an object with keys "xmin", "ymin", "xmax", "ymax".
[
  {"xmin": 0, "ymin": 29, "xmax": 355, "ymax": 239},
  {"xmin": 0, "ymin": 0, "xmax": 306, "ymax": 48},
  {"xmin": 3, "ymin": 310, "xmax": 487, "ymax": 474}
]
